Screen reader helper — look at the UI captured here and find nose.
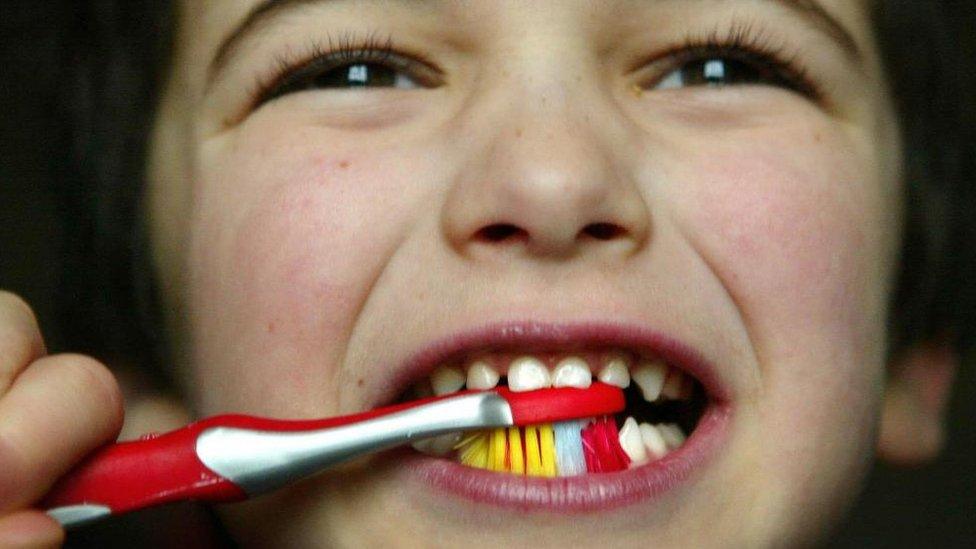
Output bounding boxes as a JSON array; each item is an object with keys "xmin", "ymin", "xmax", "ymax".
[{"xmin": 441, "ymin": 85, "xmax": 650, "ymax": 261}]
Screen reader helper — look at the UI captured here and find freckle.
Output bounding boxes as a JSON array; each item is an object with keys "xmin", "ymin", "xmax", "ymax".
[
  {"xmin": 339, "ymin": 160, "xmax": 350, "ymax": 169},
  {"xmin": 357, "ymin": 378, "xmax": 365, "ymax": 387},
  {"xmin": 515, "ymin": 128, "xmax": 523, "ymax": 138},
  {"xmin": 813, "ymin": 132, "xmax": 823, "ymax": 143},
  {"xmin": 267, "ymin": 322, "xmax": 276, "ymax": 333}
]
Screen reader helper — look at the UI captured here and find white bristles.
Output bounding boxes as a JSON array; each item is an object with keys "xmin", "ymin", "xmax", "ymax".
[{"xmin": 554, "ymin": 420, "xmax": 587, "ymax": 477}]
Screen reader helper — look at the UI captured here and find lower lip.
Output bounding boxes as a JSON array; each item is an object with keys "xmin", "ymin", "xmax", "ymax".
[{"xmin": 401, "ymin": 402, "xmax": 731, "ymax": 512}]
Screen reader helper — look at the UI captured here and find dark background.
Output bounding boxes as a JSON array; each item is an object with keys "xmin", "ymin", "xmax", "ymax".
[{"xmin": 2, "ymin": 2, "xmax": 973, "ymax": 547}]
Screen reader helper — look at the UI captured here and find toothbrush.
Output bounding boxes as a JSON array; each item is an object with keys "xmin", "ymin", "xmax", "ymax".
[{"xmin": 42, "ymin": 383, "xmax": 624, "ymax": 529}]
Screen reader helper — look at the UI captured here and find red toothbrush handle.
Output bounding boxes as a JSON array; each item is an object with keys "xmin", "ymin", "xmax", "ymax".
[
  {"xmin": 42, "ymin": 422, "xmax": 245, "ymax": 515},
  {"xmin": 41, "ymin": 398, "xmax": 474, "ymax": 516},
  {"xmin": 43, "ymin": 384, "xmax": 625, "ymax": 520}
]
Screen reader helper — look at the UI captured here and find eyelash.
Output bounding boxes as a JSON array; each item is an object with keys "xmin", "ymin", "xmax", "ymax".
[
  {"xmin": 249, "ymin": 23, "xmax": 823, "ymax": 110},
  {"xmin": 651, "ymin": 22, "xmax": 824, "ymax": 100},
  {"xmin": 250, "ymin": 31, "xmax": 438, "ymax": 109}
]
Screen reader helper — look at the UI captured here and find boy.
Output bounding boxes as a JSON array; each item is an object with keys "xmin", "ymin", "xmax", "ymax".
[{"xmin": 0, "ymin": 1, "xmax": 972, "ymax": 547}]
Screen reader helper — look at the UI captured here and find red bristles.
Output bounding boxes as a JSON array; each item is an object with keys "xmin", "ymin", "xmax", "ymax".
[{"xmin": 581, "ymin": 417, "xmax": 630, "ymax": 473}]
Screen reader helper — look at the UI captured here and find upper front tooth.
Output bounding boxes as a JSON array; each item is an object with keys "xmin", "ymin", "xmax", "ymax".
[
  {"xmin": 619, "ymin": 417, "xmax": 649, "ymax": 466},
  {"xmin": 598, "ymin": 360, "xmax": 630, "ymax": 388},
  {"xmin": 466, "ymin": 360, "xmax": 500, "ymax": 390},
  {"xmin": 508, "ymin": 356, "xmax": 551, "ymax": 392},
  {"xmin": 552, "ymin": 357, "xmax": 592, "ymax": 388},
  {"xmin": 632, "ymin": 360, "xmax": 668, "ymax": 401},
  {"xmin": 430, "ymin": 365, "xmax": 465, "ymax": 396}
]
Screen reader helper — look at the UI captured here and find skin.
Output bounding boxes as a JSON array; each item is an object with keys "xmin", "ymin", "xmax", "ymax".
[
  {"xmin": 152, "ymin": 0, "xmax": 899, "ymax": 546},
  {"xmin": 0, "ymin": 0, "xmax": 959, "ymax": 547}
]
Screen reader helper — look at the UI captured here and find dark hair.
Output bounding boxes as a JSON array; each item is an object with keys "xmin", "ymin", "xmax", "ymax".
[{"xmin": 55, "ymin": 1, "xmax": 976, "ymax": 382}]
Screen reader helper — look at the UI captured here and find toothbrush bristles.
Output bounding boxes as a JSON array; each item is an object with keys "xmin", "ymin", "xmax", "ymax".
[{"xmin": 453, "ymin": 416, "xmax": 629, "ymax": 476}]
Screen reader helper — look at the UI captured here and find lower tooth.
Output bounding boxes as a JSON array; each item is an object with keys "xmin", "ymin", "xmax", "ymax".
[
  {"xmin": 619, "ymin": 417, "xmax": 649, "ymax": 466},
  {"xmin": 411, "ymin": 438, "xmax": 434, "ymax": 454},
  {"xmin": 412, "ymin": 432, "xmax": 462, "ymax": 456},
  {"xmin": 639, "ymin": 423, "xmax": 669, "ymax": 459},
  {"xmin": 658, "ymin": 423, "xmax": 686, "ymax": 450}
]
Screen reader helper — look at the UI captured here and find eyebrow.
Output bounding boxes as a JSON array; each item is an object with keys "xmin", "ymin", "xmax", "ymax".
[
  {"xmin": 206, "ymin": 0, "xmax": 862, "ymax": 89},
  {"xmin": 769, "ymin": 0, "xmax": 862, "ymax": 61}
]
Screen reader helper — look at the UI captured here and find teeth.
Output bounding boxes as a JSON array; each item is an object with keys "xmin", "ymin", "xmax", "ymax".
[
  {"xmin": 421, "ymin": 351, "xmax": 694, "ymax": 404},
  {"xmin": 659, "ymin": 369, "xmax": 685, "ymax": 400},
  {"xmin": 618, "ymin": 417, "xmax": 648, "ymax": 466},
  {"xmin": 410, "ymin": 438, "xmax": 434, "ymax": 453},
  {"xmin": 551, "ymin": 357, "xmax": 592, "ymax": 388},
  {"xmin": 658, "ymin": 423, "xmax": 686, "ymax": 450},
  {"xmin": 598, "ymin": 359, "xmax": 630, "ymax": 388},
  {"xmin": 411, "ymin": 432, "xmax": 462, "ymax": 456},
  {"xmin": 631, "ymin": 360, "xmax": 668, "ymax": 401},
  {"xmin": 639, "ymin": 423, "xmax": 669, "ymax": 459},
  {"xmin": 465, "ymin": 360, "xmax": 500, "ymax": 390},
  {"xmin": 508, "ymin": 356, "xmax": 552, "ymax": 392},
  {"xmin": 428, "ymin": 432, "xmax": 462, "ymax": 455},
  {"xmin": 430, "ymin": 365, "xmax": 465, "ymax": 396}
]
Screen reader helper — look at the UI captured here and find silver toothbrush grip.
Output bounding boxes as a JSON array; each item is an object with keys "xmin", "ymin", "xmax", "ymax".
[{"xmin": 195, "ymin": 391, "xmax": 513, "ymax": 495}]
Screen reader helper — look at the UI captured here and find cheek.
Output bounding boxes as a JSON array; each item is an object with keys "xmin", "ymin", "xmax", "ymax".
[
  {"xmin": 684, "ymin": 131, "xmax": 884, "ymax": 367},
  {"xmin": 676, "ymin": 127, "xmax": 892, "ymax": 523},
  {"xmin": 185, "ymin": 127, "xmax": 424, "ymax": 414}
]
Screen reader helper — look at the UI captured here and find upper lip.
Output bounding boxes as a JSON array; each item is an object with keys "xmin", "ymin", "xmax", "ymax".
[{"xmin": 375, "ymin": 320, "xmax": 731, "ymax": 407}]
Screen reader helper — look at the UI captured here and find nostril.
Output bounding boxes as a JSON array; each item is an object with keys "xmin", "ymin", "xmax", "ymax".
[
  {"xmin": 476, "ymin": 223, "xmax": 528, "ymax": 243},
  {"xmin": 582, "ymin": 223, "xmax": 626, "ymax": 241}
]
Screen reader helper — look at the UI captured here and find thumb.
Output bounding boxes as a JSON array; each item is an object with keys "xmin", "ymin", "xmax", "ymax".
[{"xmin": 0, "ymin": 511, "xmax": 63, "ymax": 549}]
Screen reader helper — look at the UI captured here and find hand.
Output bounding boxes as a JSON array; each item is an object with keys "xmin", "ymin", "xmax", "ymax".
[{"xmin": 0, "ymin": 291, "xmax": 123, "ymax": 548}]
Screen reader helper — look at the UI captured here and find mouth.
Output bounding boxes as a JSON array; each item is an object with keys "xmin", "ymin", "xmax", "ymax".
[{"xmin": 382, "ymin": 322, "xmax": 732, "ymax": 511}]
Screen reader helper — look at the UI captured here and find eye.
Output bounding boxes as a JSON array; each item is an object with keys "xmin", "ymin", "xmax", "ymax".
[
  {"xmin": 289, "ymin": 62, "xmax": 421, "ymax": 91},
  {"xmin": 254, "ymin": 38, "xmax": 443, "ymax": 108},
  {"xmin": 655, "ymin": 57, "xmax": 788, "ymax": 90},
  {"xmin": 637, "ymin": 27, "xmax": 821, "ymax": 100},
  {"xmin": 262, "ymin": 57, "xmax": 432, "ymax": 105}
]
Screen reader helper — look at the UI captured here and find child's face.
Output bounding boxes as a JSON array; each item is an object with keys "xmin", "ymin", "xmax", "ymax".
[{"xmin": 148, "ymin": 0, "xmax": 901, "ymax": 546}]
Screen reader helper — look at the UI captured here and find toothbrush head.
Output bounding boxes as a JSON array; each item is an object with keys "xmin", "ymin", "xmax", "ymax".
[{"xmin": 494, "ymin": 382, "xmax": 624, "ymax": 426}]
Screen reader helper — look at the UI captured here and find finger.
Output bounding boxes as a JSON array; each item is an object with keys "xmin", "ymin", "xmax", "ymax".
[
  {"xmin": 0, "ymin": 292, "xmax": 46, "ymax": 394},
  {"xmin": 0, "ymin": 510, "xmax": 64, "ymax": 549},
  {"xmin": 0, "ymin": 354, "xmax": 123, "ymax": 512}
]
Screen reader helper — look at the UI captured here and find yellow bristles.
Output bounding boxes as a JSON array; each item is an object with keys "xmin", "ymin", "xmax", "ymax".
[
  {"xmin": 456, "ymin": 432, "xmax": 488, "ymax": 469},
  {"xmin": 508, "ymin": 427, "xmax": 525, "ymax": 474},
  {"xmin": 452, "ymin": 423, "xmax": 557, "ymax": 477},
  {"xmin": 525, "ymin": 425, "xmax": 543, "ymax": 476},
  {"xmin": 489, "ymin": 428, "xmax": 507, "ymax": 472},
  {"xmin": 539, "ymin": 424, "xmax": 556, "ymax": 477}
]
